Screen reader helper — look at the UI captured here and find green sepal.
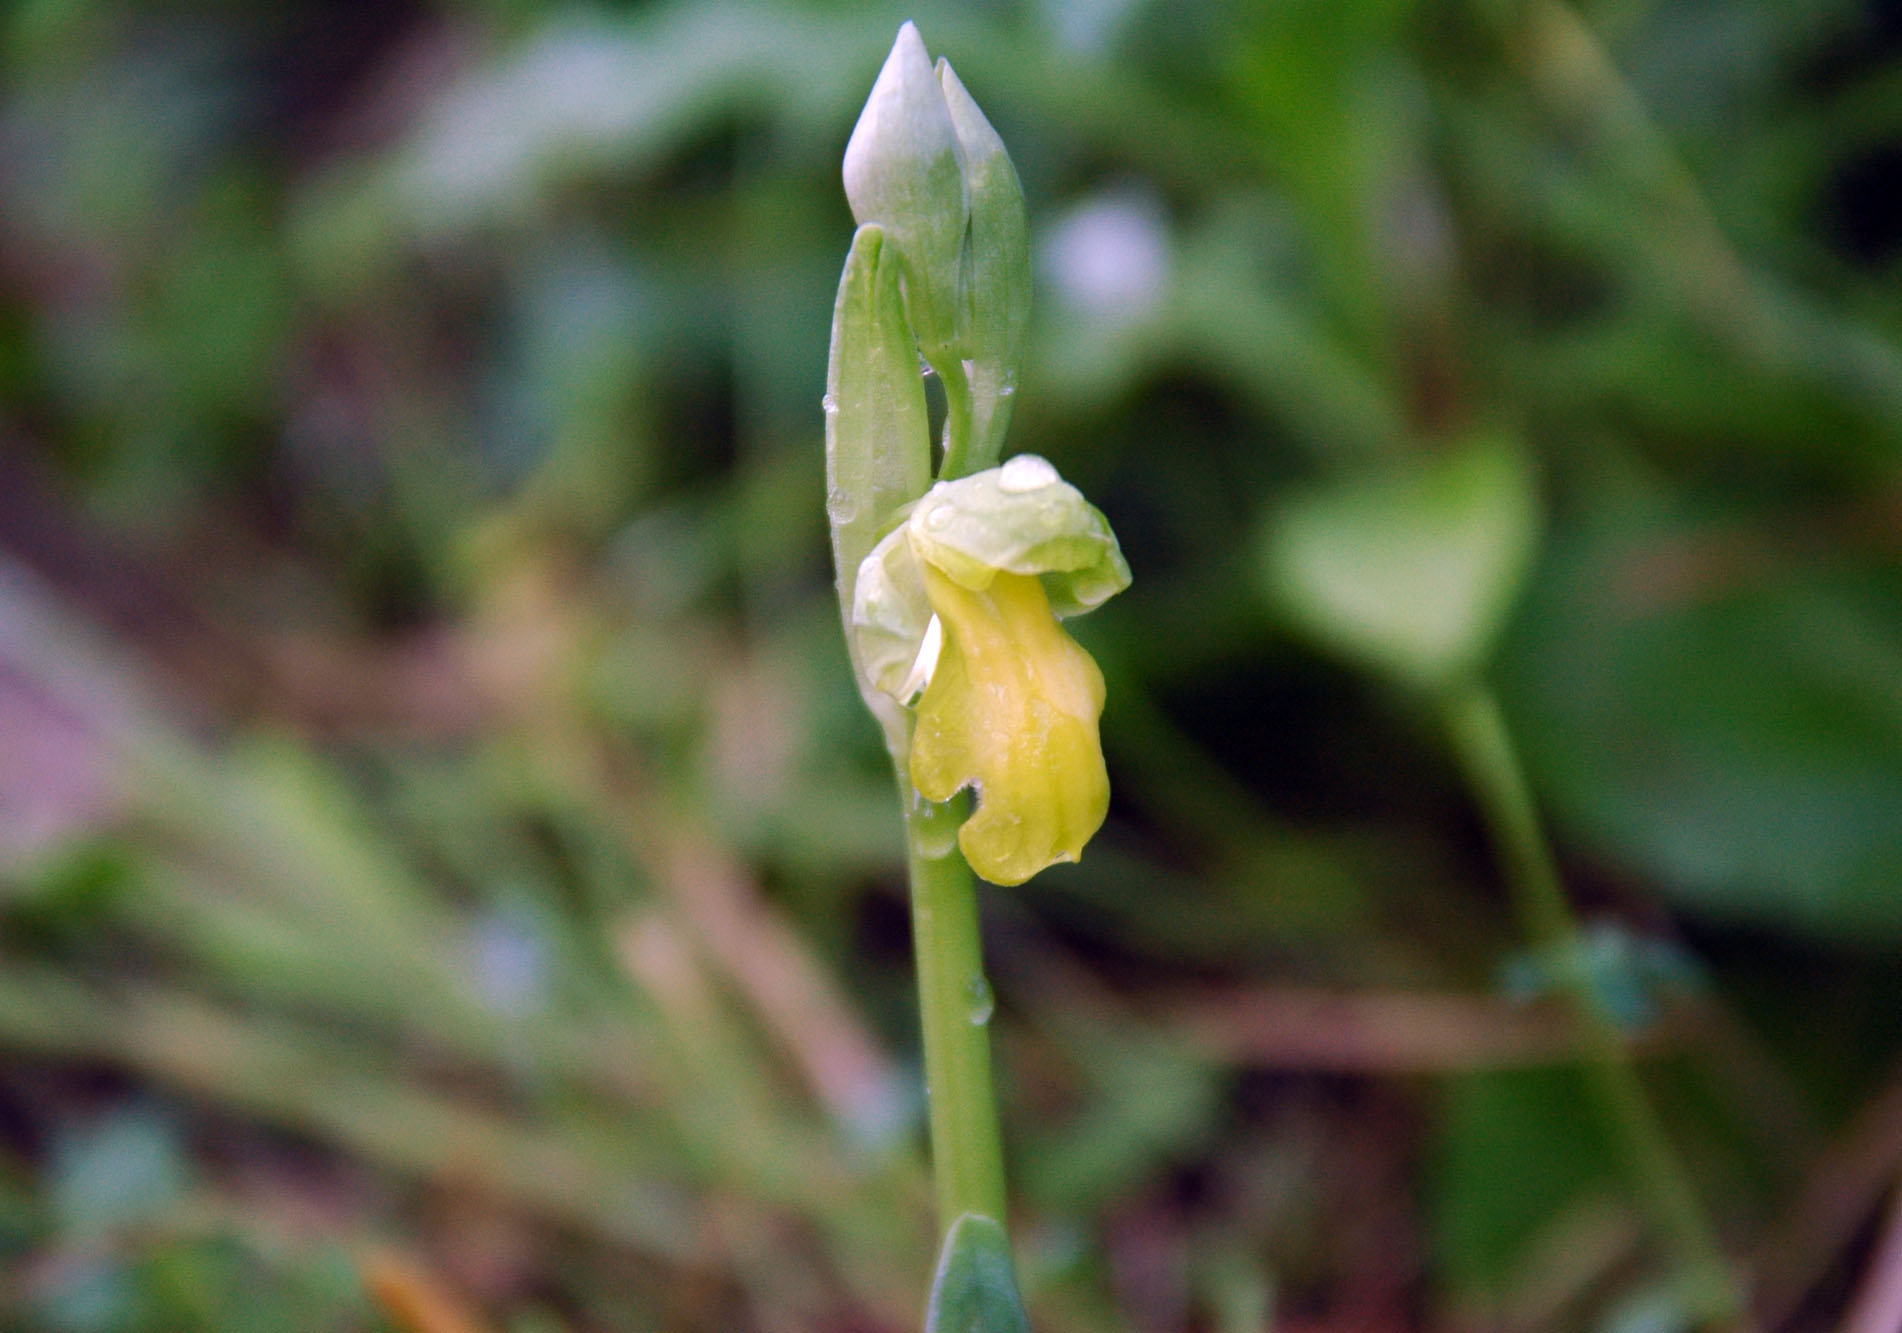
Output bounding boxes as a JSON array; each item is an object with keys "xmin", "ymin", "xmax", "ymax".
[
  {"xmin": 827, "ymin": 223, "xmax": 932, "ymax": 721},
  {"xmin": 1259, "ymin": 433, "xmax": 1540, "ymax": 690},
  {"xmin": 843, "ymin": 22, "xmax": 967, "ymax": 373},
  {"xmin": 924, "ymin": 1213, "xmax": 1030, "ymax": 1333}
]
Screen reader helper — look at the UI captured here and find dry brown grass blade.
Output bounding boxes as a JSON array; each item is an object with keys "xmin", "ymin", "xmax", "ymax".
[
  {"xmin": 1751, "ymin": 1072, "xmax": 1902, "ymax": 1329},
  {"xmin": 1840, "ymin": 1186, "xmax": 1902, "ymax": 1333},
  {"xmin": 652, "ymin": 822, "xmax": 900, "ymax": 1136},
  {"xmin": 362, "ymin": 1249, "xmax": 497, "ymax": 1333},
  {"xmin": 1166, "ymin": 986, "xmax": 1683, "ymax": 1073}
]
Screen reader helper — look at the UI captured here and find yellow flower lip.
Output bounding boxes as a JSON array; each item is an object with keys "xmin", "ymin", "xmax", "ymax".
[{"xmin": 909, "ymin": 566, "xmax": 1108, "ymax": 886}]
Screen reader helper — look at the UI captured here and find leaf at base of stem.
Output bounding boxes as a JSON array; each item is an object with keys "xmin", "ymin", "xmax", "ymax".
[{"xmin": 926, "ymin": 1212, "xmax": 1029, "ymax": 1333}]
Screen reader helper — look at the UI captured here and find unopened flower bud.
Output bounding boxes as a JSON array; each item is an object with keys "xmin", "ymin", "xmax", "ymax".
[{"xmin": 843, "ymin": 23, "xmax": 968, "ymax": 370}]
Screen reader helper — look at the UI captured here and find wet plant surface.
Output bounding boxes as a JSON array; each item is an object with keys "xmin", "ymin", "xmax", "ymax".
[{"xmin": 1, "ymin": 2, "xmax": 1901, "ymax": 1329}]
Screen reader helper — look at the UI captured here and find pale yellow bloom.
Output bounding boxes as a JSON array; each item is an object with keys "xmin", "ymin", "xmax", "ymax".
[
  {"xmin": 910, "ymin": 565, "xmax": 1109, "ymax": 886},
  {"xmin": 849, "ymin": 456, "xmax": 1127, "ymax": 886}
]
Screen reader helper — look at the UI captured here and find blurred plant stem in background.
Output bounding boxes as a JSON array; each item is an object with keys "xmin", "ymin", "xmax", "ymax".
[
  {"xmin": 1443, "ymin": 684, "xmax": 1744, "ymax": 1330},
  {"xmin": 1261, "ymin": 437, "xmax": 1746, "ymax": 1327}
]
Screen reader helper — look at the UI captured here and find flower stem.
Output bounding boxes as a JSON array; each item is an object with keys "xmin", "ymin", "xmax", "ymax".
[
  {"xmin": 1441, "ymin": 683, "xmax": 1743, "ymax": 1329},
  {"xmin": 899, "ymin": 767, "xmax": 1008, "ymax": 1230},
  {"xmin": 936, "ymin": 358, "xmax": 977, "ymax": 482}
]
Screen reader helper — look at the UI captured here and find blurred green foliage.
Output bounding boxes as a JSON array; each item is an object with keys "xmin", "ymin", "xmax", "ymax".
[{"xmin": 1, "ymin": 0, "xmax": 1900, "ymax": 1329}]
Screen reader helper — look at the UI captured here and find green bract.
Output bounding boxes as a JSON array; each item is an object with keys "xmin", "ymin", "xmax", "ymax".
[
  {"xmin": 935, "ymin": 61, "xmax": 1030, "ymax": 468},
  {"xmin": 825, "ymin": 223, "xmax": 932, "ymax": 735}
]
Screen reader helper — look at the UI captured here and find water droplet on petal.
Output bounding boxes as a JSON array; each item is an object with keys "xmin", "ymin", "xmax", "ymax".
[
  {"xmin": 827, "ymin": 487, "xmax": 859, "ymax": 524},
  {"xmin": 997, "ymin": 454, "xmax": 1059, "ymax": 493}
]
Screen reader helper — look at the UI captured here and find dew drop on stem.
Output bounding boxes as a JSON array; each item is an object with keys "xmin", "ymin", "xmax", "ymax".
[{"xmin": 965, "ymin": 974, "xmax": 994, "ymax": 1025}]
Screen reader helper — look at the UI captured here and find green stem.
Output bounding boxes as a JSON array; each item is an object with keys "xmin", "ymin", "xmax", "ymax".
[
  {"xmin": 936, "ymin": 357, "xmax": 977, "ymax": 481},
  {"xmin": 899, "ymin": 766, "xmax": 1009, "ymax": 1229},
  {"xmin": 1441, "ymin": 683, "xmax": 1743, "ymax": 1330}
]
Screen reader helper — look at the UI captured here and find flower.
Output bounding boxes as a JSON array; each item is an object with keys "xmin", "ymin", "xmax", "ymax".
[{"xmin": 851, "ymin": 455, "xmax": 1130, "ymax": 884}]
